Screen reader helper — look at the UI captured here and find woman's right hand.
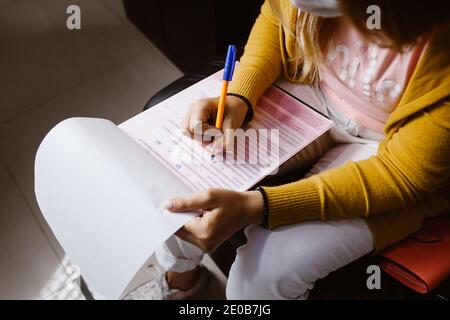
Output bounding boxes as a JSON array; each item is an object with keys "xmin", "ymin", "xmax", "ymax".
[{"xmin": 181, "ymin": 95, "xmax": 249, "ymax": 155}]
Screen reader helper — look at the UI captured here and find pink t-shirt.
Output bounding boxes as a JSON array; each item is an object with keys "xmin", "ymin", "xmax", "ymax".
[{"xmin": 320, "ymin": 19, "xmax": 428, "ymax": 133}]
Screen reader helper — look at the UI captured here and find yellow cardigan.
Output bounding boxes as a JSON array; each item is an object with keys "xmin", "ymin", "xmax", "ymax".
[{"xmin": 228, "ymin": 0, "xmax": 450, "ymax": 251}]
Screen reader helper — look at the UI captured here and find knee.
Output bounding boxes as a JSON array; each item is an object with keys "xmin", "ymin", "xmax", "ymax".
[
  {"xmin": 225, "ymin": 267, "xmax": 244, "ymax": 300},
  {"xmin": 226, "ymin": 255, "xmax": 312, "ymax": 300},
  {"xmin": 225, "ymin": 228, "xmax": 314, "ymax": 300},
  {"xmin": 226, "ymin": 260, "xmax": 269, "ymax": 300},
  {"xmin": 225, "ymin": 235, "xmax": 272, "ymax": 299},
  {"xmin": 226, "ymin": 220, "xmax": 373, "ymax": 299}
]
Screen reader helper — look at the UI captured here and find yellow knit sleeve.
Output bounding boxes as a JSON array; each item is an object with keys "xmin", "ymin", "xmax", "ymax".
[
  {"xmin": 228, "ymin": 0, "xmax": 283, "ymax": 108},
  {"xmin": 263, "ymin": 100, "xmax": 450, "ymax": 229}
]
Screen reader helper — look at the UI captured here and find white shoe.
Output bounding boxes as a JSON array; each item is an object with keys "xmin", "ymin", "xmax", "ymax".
[{"xmin": 122, "ymin": 264, "xmax": 208, "ymax": 300}]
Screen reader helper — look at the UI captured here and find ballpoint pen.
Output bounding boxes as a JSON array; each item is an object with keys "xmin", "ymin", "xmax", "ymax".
[
  {"xmin": 210, "ymin": 44, "xmax": 236, "ymax": 161},
  {"xmin": 215, "ymin": 44, "xmax": 237, "ymax": 130}
]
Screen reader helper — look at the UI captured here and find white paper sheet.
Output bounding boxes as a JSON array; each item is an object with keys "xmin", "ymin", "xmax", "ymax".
[{"xmin": 35, "ymin": 118, "xmax": 195, "ymax": 299}]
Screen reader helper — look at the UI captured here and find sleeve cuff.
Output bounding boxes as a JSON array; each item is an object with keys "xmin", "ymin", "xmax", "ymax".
[
  {"xmin": 262, "ymin": 178, "xmax": 323, "ymax": 229},
  {"xmin": 227, "ymin": 93, "xmax": 254, "ymax": 123}
]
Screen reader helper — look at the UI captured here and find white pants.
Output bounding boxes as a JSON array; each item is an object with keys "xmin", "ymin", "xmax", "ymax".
[{"xmin": 156, "ymin": 141, "xmax": 377, "ymax": 299}]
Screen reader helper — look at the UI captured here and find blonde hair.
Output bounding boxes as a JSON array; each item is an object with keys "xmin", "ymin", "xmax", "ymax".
[
  {"xmin": 267, "ymin": 0, "xmax": 450, "ymax": 84},
  {"xmin": 268, "ymin": 0, "xmax": 335, "ymax": 84}
]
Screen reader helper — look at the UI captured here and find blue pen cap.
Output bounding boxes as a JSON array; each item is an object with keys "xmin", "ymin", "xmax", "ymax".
[{"xmin": 223, "ymin": 45, "xmax": 237, "ymax": 81}]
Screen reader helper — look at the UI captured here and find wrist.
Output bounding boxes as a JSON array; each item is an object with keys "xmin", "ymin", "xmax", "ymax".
[
  {"xmin": 227, "ymin": 93, "xmax": 254, "ymax": 123},
  {"xmin": 243, "ymin": 190, "xmax": 264, "ymax": 225}
]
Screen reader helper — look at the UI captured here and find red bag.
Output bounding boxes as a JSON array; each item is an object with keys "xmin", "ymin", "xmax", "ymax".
[{"xmin": 380, "ymin": 215, "xmax": 450, "ymax": 294}]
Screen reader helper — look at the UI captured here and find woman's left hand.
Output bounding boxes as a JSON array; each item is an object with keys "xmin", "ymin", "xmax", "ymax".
[{"xmin": 162, "ymin": 189, "xmax": 264, "ymax": 252}]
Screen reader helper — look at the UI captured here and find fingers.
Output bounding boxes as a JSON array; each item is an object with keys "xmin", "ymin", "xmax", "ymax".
[
  {"xmin": 168, "ymin": 188, "xmax": 246, "ymax": 253},
  {"xmin": 181, "ymin": 96, "xmax": 247, "ymax": 155},
  {"xmin": 189, "ymin": 106, "xmax": 211, "ymax": 133},
  {"xmin": 181, "ymin": 106, "xmax": 192, "ymax": 134},
  {"xmin": 182, "ymin": 98, "xmax": 217, "ymax": 133},
  {"xmin": 175, "ymin": 213, "xmax": 218, "ymax": 252},
  {"xmin": 210, "ymin": 116, "xmax": 235, "ymax": 155},
  {"xmin": 175, "ymin": 226, "xmax": 203, "ymax": 249},
  {"xmin": 162, "ymin": 189, "xmax": 220, "ymax": 212},
  {"xmin": 181, "ymin": 98, "xmax": 224, "ymax": 146}
]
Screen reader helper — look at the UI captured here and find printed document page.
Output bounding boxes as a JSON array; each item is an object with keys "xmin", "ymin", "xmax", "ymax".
[{"xmin": 120, "ymin": 74, "xmax": 333, "ymax": 192}]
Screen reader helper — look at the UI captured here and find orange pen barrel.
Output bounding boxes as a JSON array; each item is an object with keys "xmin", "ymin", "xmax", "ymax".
[{"xmin": 215, "ymin": 80, "xmax": 229, "ymax": 130}]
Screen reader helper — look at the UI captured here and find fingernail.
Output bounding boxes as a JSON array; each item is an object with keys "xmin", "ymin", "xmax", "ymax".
[{"xmin": 160, "ymin": 200, "xmax": 173, "ymax": 210}]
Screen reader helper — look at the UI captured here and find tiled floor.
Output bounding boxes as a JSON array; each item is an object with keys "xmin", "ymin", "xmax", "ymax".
[{"xmin": 0, "ymin": 0, "xmax": 226, "ymax": 299}]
